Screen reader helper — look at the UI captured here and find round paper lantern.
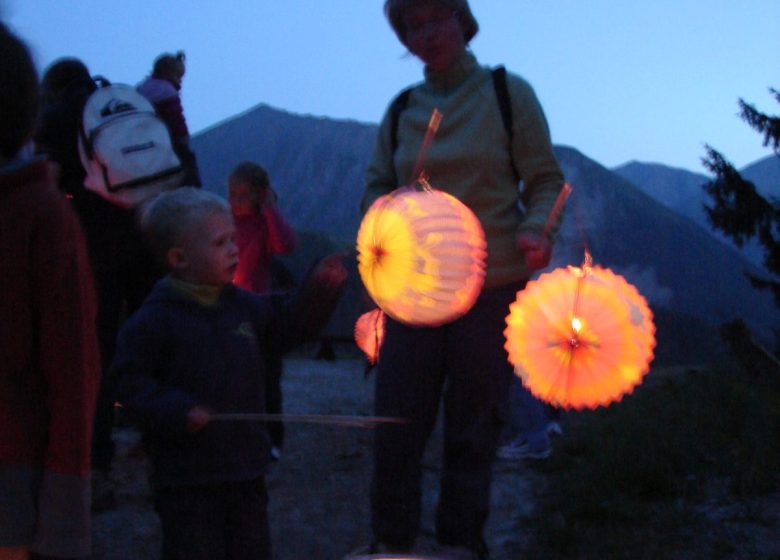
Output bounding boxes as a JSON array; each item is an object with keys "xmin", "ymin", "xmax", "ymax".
[
  {"xmin": 504, "ymin": 263, "xmax": 655, "ymax": 410},
  {"xmin": 354, "ymin": 308, "xmax": 386, "ymax": 365},
  {"xmin": 356, "ymin": 186, "xmax": 487, "ymax": 327}
]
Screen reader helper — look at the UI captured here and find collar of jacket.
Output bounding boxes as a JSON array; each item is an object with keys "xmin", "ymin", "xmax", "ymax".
[
  {"xmin": 423, "ymin": 50, "xmax": 478, "ymax": 93},
  {"xmin": 165, "ymin": 275, "xmax": 225, "ymax": 307}
]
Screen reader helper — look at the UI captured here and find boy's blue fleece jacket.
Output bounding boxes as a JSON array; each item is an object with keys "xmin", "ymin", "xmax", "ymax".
[{"xmin": 112, "ymin": 278, "xmax": 336, "ymax": 489}]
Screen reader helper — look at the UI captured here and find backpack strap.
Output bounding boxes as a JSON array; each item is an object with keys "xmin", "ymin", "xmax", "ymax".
[
  {"xmin": 78, "ymin": 77, "xmax": 110, "ymax": 161},
  {"xmin": 78, "ymin": 77, "xmax": 114, "ymax": 190},
  {"xmin": 389, "ymin": 86, "xmax": 413, "ymax": 155},
  {"xmin": 491, "ymin": 66, "xmax": 520, "ymax": 182},
  {"xmin": 491, "ymin": 66, "xmax": 512, "ymax": 139},
  {"xmin": 389, "ymin": 67, "xmax": 519, "ymax": 182},
  {"xmin": 78, "ymin": 120, "xmax": 94, "ymax": 161}
]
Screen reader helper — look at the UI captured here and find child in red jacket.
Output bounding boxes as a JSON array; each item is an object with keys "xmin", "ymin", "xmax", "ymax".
[
  {"xmin": 228, "ymin": 161, "xmax": 298, "ymax": 458},
  {"xmin": 228, "ymin": 162, "xmax": 298, "ymax": 293}
]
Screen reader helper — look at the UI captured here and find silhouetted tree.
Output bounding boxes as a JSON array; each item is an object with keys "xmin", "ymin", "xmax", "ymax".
[{"xmin": 702, "ymin": 88, "xmax": 780, "ymax": 306}]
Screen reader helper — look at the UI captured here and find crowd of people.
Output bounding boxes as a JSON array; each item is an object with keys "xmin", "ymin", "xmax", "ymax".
[{"xmin": 1, "ymin": 0, "xmax": 567, "ymax": 558}]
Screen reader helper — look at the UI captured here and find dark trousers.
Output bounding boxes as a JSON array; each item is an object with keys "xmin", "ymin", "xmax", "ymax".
[
  {"xmin": 87, "ymin": 205, "xmax": 162, "ymax": 472},
  {"xmin": 173, "ymin": 143, "xmax": 202, "ymax": 187},
  {"xmin": 370, "ymin": 281, "xmax": 524, "ymax": 548},
  {"xmin": 265, "ymin": 351, "xmax": 284, "ymax": 450},
  {"xmin": 155, "ymin": 477, "xmax": 271, "ymax": 560}
]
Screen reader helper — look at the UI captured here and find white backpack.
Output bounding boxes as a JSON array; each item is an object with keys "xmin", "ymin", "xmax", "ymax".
[{"xmin": 78, "ymin": 82, "xmax": 184, "ymax": 208}]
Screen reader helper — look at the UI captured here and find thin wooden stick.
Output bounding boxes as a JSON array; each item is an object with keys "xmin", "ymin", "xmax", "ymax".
[
  {"xmin": 542, "ymin": 182, "xmax": 573, "ymax": 238},
  {"xmin": 749, "ymin": 335, "xmax": 780, "ymax": 369},
  {"xmin": 409, "ymin": 108, "xmax": 443, "ymax": 185}
]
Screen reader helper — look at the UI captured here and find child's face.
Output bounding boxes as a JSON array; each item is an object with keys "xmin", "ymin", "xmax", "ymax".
[
  {"xmin": 173, "ymin": 210, "xmax": 239, "ymax": 285},
  {"xmin": 228, "ymin": 181, "xmax": 264, "ymax": 217}
]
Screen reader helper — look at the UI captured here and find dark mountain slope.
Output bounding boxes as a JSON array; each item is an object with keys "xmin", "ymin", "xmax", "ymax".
[{"xmin": 191, "ymin": 107, "xmax": 779, "ymax": 363}]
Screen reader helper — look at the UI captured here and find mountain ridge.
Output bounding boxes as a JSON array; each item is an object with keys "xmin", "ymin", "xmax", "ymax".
[
  {"xmin": 191, "ymin": 103, "xmax": 779, "ymax": 363},
  {"xmin": 613, "ymin": 155, "xmax": 778, "ymax": 268}
]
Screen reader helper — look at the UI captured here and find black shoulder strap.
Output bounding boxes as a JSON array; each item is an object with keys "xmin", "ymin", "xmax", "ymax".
[
  {"xmin": 78, "ymin": 110, "xmax": 94, "ymax": 161},
  {"xmin": 389, "ymin": 86, "xmax": 413, "ymax": 155},
  {"xmin": 492, "ymin": 66, "xmax": 520, "ymax": 181},
  {"xmin": 492, "ymin": 66, "xmax": 513, "ymax": 141}
]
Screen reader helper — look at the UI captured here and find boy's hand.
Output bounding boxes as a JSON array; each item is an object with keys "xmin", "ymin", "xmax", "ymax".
[
  {"xmin": 517, "ymin": 232, "xmax": 552, "ymax": 271},
  {"xmin": 314, "ymin": 252, "xmax": 348, "ymax": 290},
  {"xmin": 186, "ymin": 405, "xmax": 212, "ymax": 433},
  {"xmin": 260, "ymin": 186, "xmax": 279, "ymax": 207},
  {"xmin": 295, "ymin": 252, "xmax": 348, "ymax": 342}
]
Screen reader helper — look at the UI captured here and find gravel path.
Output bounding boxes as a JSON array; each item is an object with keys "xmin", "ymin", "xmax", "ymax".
[{"xmin": 91, "ymin": 358, "xmax": 539, "ymax": 559}]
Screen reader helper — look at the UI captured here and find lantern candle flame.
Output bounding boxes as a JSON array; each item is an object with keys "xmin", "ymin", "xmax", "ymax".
[{"xmin": 568, "ymin": 316, "xmax": 583, "ymax": 349}]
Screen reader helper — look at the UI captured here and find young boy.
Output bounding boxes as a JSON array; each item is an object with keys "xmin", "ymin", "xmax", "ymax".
[{"xmin": 111, "ymin": 188, "xmax": 346, "ymax": 560}]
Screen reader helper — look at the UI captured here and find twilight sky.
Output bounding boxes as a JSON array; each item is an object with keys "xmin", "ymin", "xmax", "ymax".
[{"xmin": 4, "ymin": 0, "xmax": 779, "ymax": 173}]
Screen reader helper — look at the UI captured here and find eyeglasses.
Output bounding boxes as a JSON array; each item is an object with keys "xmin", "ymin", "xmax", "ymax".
[{"xmin": 405, "ymin": 11, "xmax": 458, "ymax": 36}]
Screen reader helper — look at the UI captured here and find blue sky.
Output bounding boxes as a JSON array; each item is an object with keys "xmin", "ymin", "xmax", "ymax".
[{"xmin": 4, "ymin": 1, "xmax": 778, "ymax": 173}]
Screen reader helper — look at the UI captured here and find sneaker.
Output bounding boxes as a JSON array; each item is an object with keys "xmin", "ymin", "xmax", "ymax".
[
  {"xmin": 437, "ymin": 538, "xmax": 490, "ymax": 559},
  {"xmin": 343, "ymin": 541, "xmax": 414, "ymax": 559},
  {"xmin": 270, "ymin": 446, "xmax": 282, "ymax": 462},
  {"xmin": 91, "ymin": 468, "xmax": 116, "ymax": 512},
  {"xmin": 547, "ymin": 421, "xmax": 563, "ymax": 437},
  {"xmin": 496, "ymin": 436, "xmax": 551, "ymax": 460}
]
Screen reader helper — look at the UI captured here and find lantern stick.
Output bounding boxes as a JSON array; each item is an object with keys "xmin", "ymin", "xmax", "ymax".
[
  {"xmin": 209, "ymin": 412, "xmax": 407, "ymax": 428},
  {"xmin": 409, "ymin": 108, "xmax": 443, "ymax": 186},
  {"xmin": 541, "ymin": 182, "xmax": 573, "ymax": 238}
]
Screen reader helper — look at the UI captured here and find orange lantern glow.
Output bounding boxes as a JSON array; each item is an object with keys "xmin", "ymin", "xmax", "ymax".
[
  {"xmin": 504, "ymin": 261, "xmax": 655, "ymax": 410},
  {"xmin": 356, "ymin": 185, "xmax": 487, "ymax": 327},
  {"xmin": 354, "ymin": 308, "xmax": 386, "ymax": 364}
]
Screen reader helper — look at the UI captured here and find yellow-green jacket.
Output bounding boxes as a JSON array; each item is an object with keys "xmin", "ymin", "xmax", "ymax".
[{"xmin": 363, "ymin": 52, "xmax": 565, "ymax": 288}]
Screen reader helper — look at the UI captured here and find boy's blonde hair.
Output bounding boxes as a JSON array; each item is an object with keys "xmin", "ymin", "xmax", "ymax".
[{"xmin": 141, "ymin": 188, "xmax": 229, "ymax": 265}]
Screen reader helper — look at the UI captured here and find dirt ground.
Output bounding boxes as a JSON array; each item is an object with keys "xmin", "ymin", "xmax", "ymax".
[{"xmin": 91, "ymin": 357, "xmax": 542, "ymax": 560}]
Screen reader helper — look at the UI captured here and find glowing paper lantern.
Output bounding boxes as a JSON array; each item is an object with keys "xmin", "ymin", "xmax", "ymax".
[
  {"xmin": 504, "ymin": 262, "xmax": 655, "ymax": 410},
  {"xmin": 354, "ymin": 308, "xmax": 386, "ymax": 365},
  {"xmin": 356, "ymin": 186, "xmax": 487, "ymax": 327}
]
